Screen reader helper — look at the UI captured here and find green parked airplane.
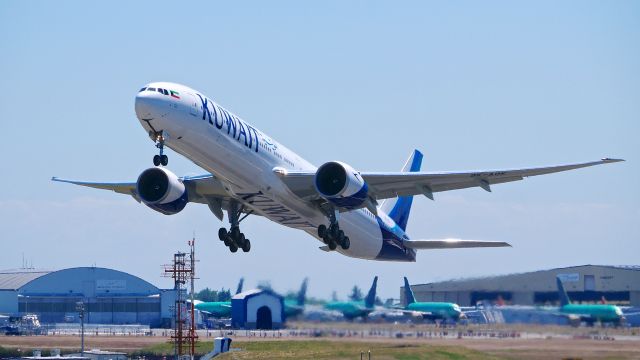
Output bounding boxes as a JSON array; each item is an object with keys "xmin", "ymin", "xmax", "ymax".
[
  {"xmin": 401, "ymin": 277, "xmax": 465, "ymax": 322},
  {"xmin": 556, "ymin": 277, "xmax": 624, "ymax": 326},
  {"xmin": 194, "ymin": 278, "xmax": 244, "ymax": 318},
  {"xmin": 284, "ymin": 278, "xmax": 308, "ymax": 318},
  {"xmin": 324, "ymin": 276, "xmax": 378, "ymax": 320}
]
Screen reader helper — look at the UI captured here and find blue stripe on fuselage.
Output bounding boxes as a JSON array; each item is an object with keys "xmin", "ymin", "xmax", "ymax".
[
  {"xmin": 374, "ymin": 215, "xmax": 416, "ymax": 262},
  {"xmin": 146, "ymin": 190, "xmax": 189, "ymax": 215}
]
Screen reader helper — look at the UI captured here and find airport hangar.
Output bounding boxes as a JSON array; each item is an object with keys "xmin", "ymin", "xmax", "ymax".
[
  {"xmin": 402, "ymin": 265, "xmax": 640, "ymax": 307},
  {"xmin": 0, "ymin": 267, "xmax": 177, "ymax": 327}
]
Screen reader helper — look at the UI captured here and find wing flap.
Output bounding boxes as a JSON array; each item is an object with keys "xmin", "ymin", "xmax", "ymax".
[{"xmin": 404, "ymin": 239, "xmax": 511, "ymax": 249}]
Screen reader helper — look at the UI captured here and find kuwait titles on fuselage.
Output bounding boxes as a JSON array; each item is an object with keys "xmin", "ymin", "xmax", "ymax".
[{"xmin": 135, "ymin": 82, "xmax": 398, "ymax": 261}]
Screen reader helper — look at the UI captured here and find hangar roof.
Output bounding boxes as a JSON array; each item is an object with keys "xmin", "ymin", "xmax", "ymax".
[
  {"xmin": 0, "ymin": 267, "xmax": 162, "ymax": 295},
  {"xmin": 409, "ymin": 264, "xmax": 640, "ymax": 292},
  {"xmin": 0, "ymin": 270, "xmax": 51, "ymax": 290},
  {"xmin": 233, "ymin": 288, "xmax": 283, "ymax": 301}
]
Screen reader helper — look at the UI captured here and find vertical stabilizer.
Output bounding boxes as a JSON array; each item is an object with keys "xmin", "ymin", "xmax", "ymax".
[
  {"xmin": 403, "ymin": 277, "xmax": 416, "ymax": 305},
  {"xmin": 380, "ymin": 150, "xmax": 423, "ymax": 231},
  {"xmin": 297, "ymin": 278, "xmax": 308, "ymax": 306},
  {"xmin": 364, "ymin": 276, "xmax": 378, "ymax": 308},
  {"xmin": 556, "ymin": 277, "xmax": 571, "ymax": 306},
  {"xmin": 235, "ymin": 277, "xmax": 244, "ymax": 295}
]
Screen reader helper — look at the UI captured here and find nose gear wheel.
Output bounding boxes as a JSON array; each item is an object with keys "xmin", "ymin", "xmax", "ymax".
[{"xmin": 151, "ymin": 131, "xmax": 168, "ymax": 166}]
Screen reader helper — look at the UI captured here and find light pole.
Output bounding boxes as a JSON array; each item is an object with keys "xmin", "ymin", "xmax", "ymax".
[{"xmin": 76, "ymin": 302, "xmax": 85, "ymax": 356}]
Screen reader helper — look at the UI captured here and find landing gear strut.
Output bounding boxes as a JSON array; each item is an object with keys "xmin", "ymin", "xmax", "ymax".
[
  {"xmin": 318, "ymin": 208, "xmax": 350, "ymax": 250},
  {"xmin": 218, "ymin": 202, "xmax": 252, "ymax": 253},
  {"xmin": 151, "ymin": 131, "xmax": 168, "ymax": 166}
]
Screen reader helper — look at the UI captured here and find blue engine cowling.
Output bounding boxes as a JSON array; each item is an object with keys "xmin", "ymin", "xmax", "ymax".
[
  {"xmin": 136, "ymin": 167, "xmax": 188, "ymax": 215},
  {"xmin": 314, "ymin": 161, "xmax": 368, "ymax": 209}
]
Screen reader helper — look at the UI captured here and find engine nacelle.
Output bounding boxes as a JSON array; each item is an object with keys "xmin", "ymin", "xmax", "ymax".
[
  {"xmin": 136, "ymin": 167, "xmax": 188, "ymax": 215},
  {"xmin": 314, "ymin": 161, "xmax": 368, "ymax": 209}
]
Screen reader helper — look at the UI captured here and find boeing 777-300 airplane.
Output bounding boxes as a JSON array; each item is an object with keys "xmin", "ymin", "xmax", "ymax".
[{"xmin": 53, "ymin": 82, "xmax": 623, "ymax": 262}]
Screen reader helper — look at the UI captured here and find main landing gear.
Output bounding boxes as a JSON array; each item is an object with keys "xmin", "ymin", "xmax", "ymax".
[
  {"xmin": 317, "ymin": 209, "xmax": 350, "ymax": 251},
  {"xmin": 218, "ymin": 202, "xmax": 252, "ymax": 253},
  {"xmin": 152, "ymin": 131, "xmax": 168, "ymax": 166}
]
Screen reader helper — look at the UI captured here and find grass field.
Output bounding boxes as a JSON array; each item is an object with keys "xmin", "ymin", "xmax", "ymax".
[
  {"xmin": 132, "ymin": 338, "xmax": 640, "ymax": 360},
  {"xmin": 214, "ymin": 340, "xmax": 502, "ymax": 360},
  {"xmin": 2, "ymin": 332, "xmax": 640, "ymax": 359}
]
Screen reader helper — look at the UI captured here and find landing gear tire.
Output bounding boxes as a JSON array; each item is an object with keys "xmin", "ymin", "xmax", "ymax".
[
  {"xmin": 160, "ymin": 154, "xmax": 168, "ymax": 166},
  {"xmin": 153, "ymin": 155, "xmax": 161, "ymax": 166},
  {"xmin": 317, "ymin": 224, "xmax": 327, "ymax": 239},
  {"xmin": 230, "ymin": 227, "xmax": 241, "ymax": 240},
  {"xmin": 242, "ymin": 239, "xmax": 251, "ymax": 252},
  {"xmin": 229, "ymin": 244, "xmax": 238, "ymax": 253},
  {"xmin": 341, "ymin": 236, "xmax": 350, "ymax": 250},
  {"xmin": 218, "ymin": 228, "xmax": 228, "ymax": 241},
  {"xmin": 320, "ymin": 216, "xmax": 350, "ymax": 251}
]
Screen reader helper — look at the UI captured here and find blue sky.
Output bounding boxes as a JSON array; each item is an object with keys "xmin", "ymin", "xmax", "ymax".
[{"xmin": 0, "ymin": 1, "xmax": 638, "ymax": 300}]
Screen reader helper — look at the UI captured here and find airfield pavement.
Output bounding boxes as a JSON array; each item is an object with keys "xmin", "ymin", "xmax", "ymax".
[{"xmin": 2, "ymin": 323, "xmax": 640, "ymax": 359}]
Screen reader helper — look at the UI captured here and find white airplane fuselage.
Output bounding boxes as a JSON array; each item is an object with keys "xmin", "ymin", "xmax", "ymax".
[{"xmin": 135, "ymin": 82, "xmax": 414, "ymax": 261}]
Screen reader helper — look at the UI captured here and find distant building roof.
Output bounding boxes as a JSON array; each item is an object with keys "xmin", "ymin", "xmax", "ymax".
[
  {"xmin": 0, "ymin": 270, "xmax": 51, "ymax": 290},
  {"xmin": 233, "ymin": 288, "xmax": 283, "ymax": 301},
  {"xmin": 413, "ymin": 264, "xmax": 640, "ymax": 287}
]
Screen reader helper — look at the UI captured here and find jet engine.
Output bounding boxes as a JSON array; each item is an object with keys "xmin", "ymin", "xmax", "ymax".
[
  {"xmin": 314, "ymin": 161, "xmax": 368, "ymax": 209},
  {"xmin": 136, "ymin": 167, "xmax": 188, "ymax": 215}
]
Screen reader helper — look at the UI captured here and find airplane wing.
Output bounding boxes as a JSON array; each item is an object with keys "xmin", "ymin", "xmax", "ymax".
[
  {"xmin": 52, "ymin": 174, "xmax": 241, "ymax": 220},
  {"xmin": 51, "ymin": 177, "xmax": 139, "ymax": 197},
  {"xmin": 361, "ymin": 158, "xmax": 623, "ymax": 200},
  {"xmin": 403, "ymin": 239, "xmax": 511, "ymax": 249},
  {"xmin": 278, "ymin": 158, "xmax": 623, "ymax": 203}
]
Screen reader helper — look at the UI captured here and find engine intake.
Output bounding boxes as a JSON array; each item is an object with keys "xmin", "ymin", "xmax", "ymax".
[
  {"xmin": 136, "ymin": 167, "xmax": 188, "ymax": 215},
  {"xmin": 315, "ymin": 161, "xmax": 368, "ymax": 209}
]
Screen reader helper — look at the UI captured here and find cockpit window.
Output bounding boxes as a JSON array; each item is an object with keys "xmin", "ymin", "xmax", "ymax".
[
  {"xmin": 163, "ymin": 89, "xmax": 169, "ymax": 95},
  {"xmin": 147, "ymin": 87, "xmax": 156, "ymax": 91},
  {"xmin": 139, "ymin": 87, "xmax": 147, "ymax": 92},
  {"xmin": 157, "ymin": 88, "xmax": 164, "ymax": 94}
]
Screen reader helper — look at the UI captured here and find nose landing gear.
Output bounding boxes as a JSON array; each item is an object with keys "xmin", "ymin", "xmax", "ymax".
[
  {"xmin": 151, "ymin": 131, "xmax": 168, "ymax": 166},
  {"xmin": 318, "ymin": 208, "xmax": 350, "ymax": 251}
]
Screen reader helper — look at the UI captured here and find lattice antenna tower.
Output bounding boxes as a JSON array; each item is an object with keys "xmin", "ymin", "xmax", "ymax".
[{"xmin": 163, "ymin": 237, "xmax": 198, "ymax": 360}]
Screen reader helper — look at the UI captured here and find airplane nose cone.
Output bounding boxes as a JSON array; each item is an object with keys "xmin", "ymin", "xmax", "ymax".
[{"xmin": 135, "ymin": 93, "xmax": 159, "ymax": 119}]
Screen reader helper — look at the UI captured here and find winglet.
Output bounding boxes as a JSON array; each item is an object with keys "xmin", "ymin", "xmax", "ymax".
[{"xmin": 601, "ymin": 158, "xmax": 624, "ymax": 163}]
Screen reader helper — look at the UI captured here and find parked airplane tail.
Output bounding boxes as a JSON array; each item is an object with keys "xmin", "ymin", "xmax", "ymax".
[
  {"xmin": 556, "ymin": 277, "xmax": 571, "ymax": 306},
  {"xmin": 403, "ymin": 277, "xmax": 416, "ymax": 305},
  {"xmin": 364, "ymin": 276, "xmax": 379, "ymax": 308},
  {"xmin": 380, "ymin": 150, "xmax": 423, "ymax": 231},
  {"xmin": 236, "ymin": 278, "xmax": 244, "ymax": 295},
  {"xmin": 297, "ymin": 278, "xmax": 308, "ymax": 306}
]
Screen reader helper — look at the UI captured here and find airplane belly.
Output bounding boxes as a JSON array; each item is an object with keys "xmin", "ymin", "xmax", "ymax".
[
  {"xmin": 163, "ymin": 109, "xmax": 385, "ymax": 261},
  {"xmin": 334, "ymin": 211, "xmax": 383, "ymax": 260}
]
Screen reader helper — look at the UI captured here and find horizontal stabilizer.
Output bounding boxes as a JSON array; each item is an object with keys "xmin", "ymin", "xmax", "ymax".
[{"xmin": 403, "ymin": 238, "xmax": 511, "ymax": 249}]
